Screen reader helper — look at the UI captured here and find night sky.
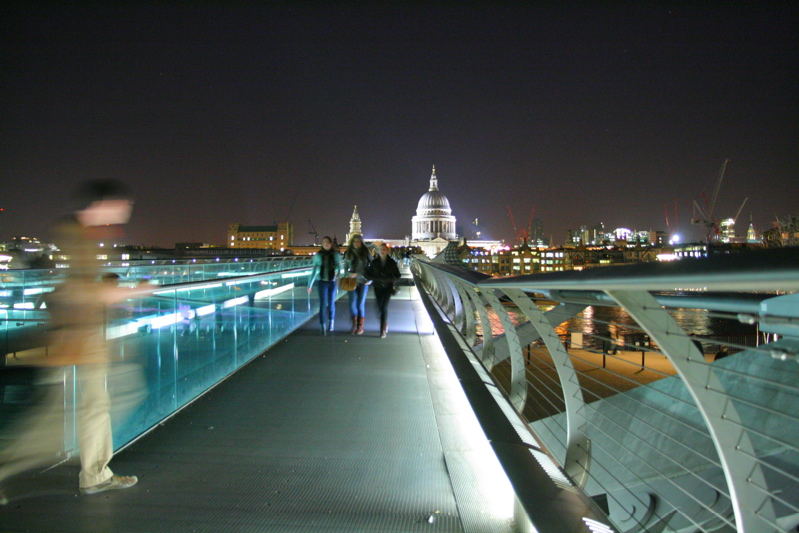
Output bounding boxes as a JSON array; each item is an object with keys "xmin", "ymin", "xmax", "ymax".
[{"xmin": 2, "ymin": 3, "xmax": 797, "ymax": 246}]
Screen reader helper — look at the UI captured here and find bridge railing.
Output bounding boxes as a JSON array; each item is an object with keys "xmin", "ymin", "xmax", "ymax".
[
  {"xmin": 0, "ymin": 256, "xmax": 314, "ymax": 355},
  {"xmin": 413, "ymin": 249, "xmax": 799, "ymax": 533},
  {"xmin": 1, "ymin": 257, "xmax": 318, "ymax": 465}
]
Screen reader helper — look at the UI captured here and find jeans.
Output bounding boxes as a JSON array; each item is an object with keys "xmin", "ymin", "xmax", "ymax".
[
  {"xmin": 317, "ymin": 281, "xmax": 337, "ymax": 326},
  {"xmin": 348, "ymin": 283, "xmax": 369, "ymax": 319},
  {"xmin": 374, "ymin": 285, "xmax": 393, "ymax": 332}
]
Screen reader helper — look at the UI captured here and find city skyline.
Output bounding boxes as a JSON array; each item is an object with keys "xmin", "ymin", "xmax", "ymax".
[{"xmin": 2, "ymin": 4, "xmax": 797, "ymax": 246}]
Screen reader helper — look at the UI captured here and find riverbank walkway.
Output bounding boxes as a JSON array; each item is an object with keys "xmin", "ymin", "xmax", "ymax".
[{"xmin": 0, "ymin": 288, "xmax": 513, "ymax": 533}]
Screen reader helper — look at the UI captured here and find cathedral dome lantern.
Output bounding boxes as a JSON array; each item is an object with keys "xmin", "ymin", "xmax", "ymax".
[{"xmin": 416, "ymin": 165, "xmax": 452, "ymax": 215}]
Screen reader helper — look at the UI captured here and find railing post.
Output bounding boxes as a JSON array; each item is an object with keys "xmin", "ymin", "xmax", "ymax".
[
  {"xmin": 454, "ymin": 281, "xmax": 476, "ymax": 344},
  {"xmin": 606, "ymin": 289, "xmax": 777, "ymax": 533},
  {"xmin": 481, "ymin": 288, "xmax": 527, "ymax": 411},
  {"xmin": 430, "ymin": 269, "xmax": 450, "ymax": 312},
  {"xmin": 445, "ymin": 276, "xmax": 465, "ymax": 329},
  {"xmin": 467, "ymin": 287, "xmax": 496, "ymax": 367},
  {"xmin": 502, "ymin": 288, "xmax": 592, "ymax": 489}
]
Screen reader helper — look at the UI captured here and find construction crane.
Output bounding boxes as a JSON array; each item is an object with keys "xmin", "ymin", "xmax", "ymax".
[
  {"xmin": 506, "ymin": 206, "xmax": 519, "ymax": 241},
  {"xmin": 691, "ymin": 159, "xmax": 729, "ymax": 240},
  {"xmin": 307, "ymin": 219, "xmax": 319, "ymax": 245},
  {"xmin": 506, "ymin": 205, "xmax": 536, "ymax": 243},
  {"xmin": 732, "ymin": 197, "xmax": 749, "ymax": 225},
  {"xmin": 663, "ymin": 199, "xmax": 679, "ymax": 233},
  {"xmin": 690, "ymin": 159, "xmax": 748, "ymax": 242}
]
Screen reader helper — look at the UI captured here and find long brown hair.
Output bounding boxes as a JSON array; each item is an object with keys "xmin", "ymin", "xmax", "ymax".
[{"xmin": 345, "ymin": 234, "xmax": 370, "ymax": 261}]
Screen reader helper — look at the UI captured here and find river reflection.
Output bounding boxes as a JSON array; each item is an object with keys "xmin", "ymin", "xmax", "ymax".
[{"xmin": 485, "ymin": 303, "xmax": 757, "ymax": 352}]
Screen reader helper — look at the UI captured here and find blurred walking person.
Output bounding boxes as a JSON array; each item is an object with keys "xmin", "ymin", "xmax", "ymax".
[
  {"xmin": 308, "ymin": 236, "xmax": 343, "ymax": 335},
  {"xmin": 343, "ymin": 234, "xmax": 372, "ymax": 335},
  {"xmin": 0, "ymin": 179, "xmax": 143, "ymax": 500},
  {"xmin": 366, "ymin": 243, "xmax": 401, "ymax": 338}
]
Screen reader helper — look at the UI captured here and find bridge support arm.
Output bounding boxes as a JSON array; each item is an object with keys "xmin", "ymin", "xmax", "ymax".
[
  {"xmin": 481, "ymin": 289, "xmax": 527, "ymax": 411},
  {"xmin": 606, "ymin": 289, "xmax": 777, "ymax": 533},
  {"xmin": 503, "ymin": 288, "xmax": 591, "ymax": 489}
]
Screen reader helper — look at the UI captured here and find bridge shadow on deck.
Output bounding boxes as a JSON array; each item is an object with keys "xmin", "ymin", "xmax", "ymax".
[{"xmin": 0, "ymin": 293, "xmax": 469, "ymax": 533}]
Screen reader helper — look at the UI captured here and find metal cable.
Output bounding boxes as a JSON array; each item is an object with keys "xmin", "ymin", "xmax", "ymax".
[
  {"xmin": 554, "ymin": 349, "xmax": 710, "ymax": 428},
  {"xmin": 705, "ymin": 386, "xmax": 799, "ymax": 424},
  {"xmin": 532, "ymin": 390, "xmax": 722, "ymax": 532},
  {"xmin": 514, "ymin": 374, "xmax": 687, "ymax": 531},
  {"xmin": 528, "ymin": 352, "xmax": 724, "ymax": 476},
  {"xmin": 579, "ymin": 401, "xmax": 735, "ymax": 527}
]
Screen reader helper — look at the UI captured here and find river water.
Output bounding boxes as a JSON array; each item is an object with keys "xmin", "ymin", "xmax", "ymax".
[{"xmin": 487, "ymin": 303, "xmax": 758, "ymax": 352}]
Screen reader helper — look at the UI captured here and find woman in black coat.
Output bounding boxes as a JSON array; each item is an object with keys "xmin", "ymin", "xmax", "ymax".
[{"xmin": 365, "ymin": 243, "xmax": 401, "ymax": 338}]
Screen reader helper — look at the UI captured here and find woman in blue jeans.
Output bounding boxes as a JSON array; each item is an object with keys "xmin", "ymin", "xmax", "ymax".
[
  {"xmin": 307, "ymin": 236, "xmax": 343, "ymax": 335},
  {"xmin": 343, "ymin": 234, "xmax": 372, "ymax": 335}
]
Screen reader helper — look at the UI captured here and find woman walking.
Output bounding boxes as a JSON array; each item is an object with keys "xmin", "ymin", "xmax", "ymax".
[
  {"xmin": 308, "ymin": 236, "xmax": 343, "ymax": 335},
  {"xmin": 343, "ymin": 234, "xmax": 372, "ymax": 335},
  {"xmin": 366, "ymin": 243, "xmax": 401, "ymax": 338}
]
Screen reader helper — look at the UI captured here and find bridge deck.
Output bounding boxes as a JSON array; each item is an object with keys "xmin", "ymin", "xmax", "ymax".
[{"xmin": 0, "ymin": 288, "xmax": 511, "ymax": 532}]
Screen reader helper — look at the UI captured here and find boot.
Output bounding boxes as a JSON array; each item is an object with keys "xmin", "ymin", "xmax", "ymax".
[
  {"xmin": 328, "ymin": 319, "xmax": 335, "ymax": 333},
  {"xmin": 350, "ymin": 317, "xmax": 358, "ymax": 335},
  {"xmin": 356, "ymin": 317, "xmax": 365, "ymax": 335},
  {"xmin": 320, "ymin": 322, "xmax": 327, "ymax": 336}
]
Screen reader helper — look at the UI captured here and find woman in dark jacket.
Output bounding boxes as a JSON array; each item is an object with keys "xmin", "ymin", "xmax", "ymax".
[
  {"xmin": 365, "ymin": 243, "xmax": 401, "ymax": 338},
  {"xmin": 343, "ymin": 234, "xmax": 372, "ymax": 335}
]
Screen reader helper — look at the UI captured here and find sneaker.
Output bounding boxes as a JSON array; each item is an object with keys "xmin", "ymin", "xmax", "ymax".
[
  {"xmin": 81, "ymin": 475, "xmax": 138, "ymax": 495},
  {"xmin": 328, "ymin": 320, "xmax": 335, "ymax": 333}
]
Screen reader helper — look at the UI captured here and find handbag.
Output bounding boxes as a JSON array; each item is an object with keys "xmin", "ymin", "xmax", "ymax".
[{"xmin": 338, "ymin": 277, "xmax": 357, "ymax": 291}]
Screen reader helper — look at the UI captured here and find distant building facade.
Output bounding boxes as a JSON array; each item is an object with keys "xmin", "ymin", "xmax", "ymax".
[
  {"xmin": 228, "ymin": 223, "xmax": 293, "ymax": 250},
  {"xmin": 763, "ymin": 215, "xmax": 799, "ymax": 247}
]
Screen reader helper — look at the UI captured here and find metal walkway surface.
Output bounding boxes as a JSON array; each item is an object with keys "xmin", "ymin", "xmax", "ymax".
[{"xmin": 0, "ymin": 288, "xmax": 512, "ymax": 533}]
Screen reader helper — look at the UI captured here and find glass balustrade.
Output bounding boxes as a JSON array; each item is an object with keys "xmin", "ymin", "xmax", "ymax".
[{"xmin": 1, "ymin": 258, "xmax": 318, "ymax": 460}]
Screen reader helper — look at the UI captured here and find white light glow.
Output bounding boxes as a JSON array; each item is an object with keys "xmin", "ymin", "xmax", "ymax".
[
  {"xmin": 222, "ymin": 296, "xmax": 249, "ymax": 308},
  {"xmin": 23, "ymin": 287, "xmax": 54, "ymax": 296},
  {"xmin": 225, "ymin": 278, "xmax": 260, "ymax": 286},
  {"xmin": 281, "ymin": 271, "xmax": 310, "ymax": 279},
  {"xmin": 254, "ymin": 283, "xmax": 294, "ymax": 299},
  {"xmin": 13, "ymin": 302, "xmax": 35, "ymax": 309},
  {"xmin": 195, "ymin": 304, "xmax": 216, "ymax": 316},
  {"xmin": 414, "ymin": 290, "xmax": 515, "ymax": 521},
  {"xmin": 150, "ymin": 312, "xmax": 184, "ymax": 329},
  {"xmin": 582, "ymin": 517, "xmax": 615, "ymax": 533},
  {"xmin": 153, "ymin": 282, "xmax": 221, "ymax": 295}
]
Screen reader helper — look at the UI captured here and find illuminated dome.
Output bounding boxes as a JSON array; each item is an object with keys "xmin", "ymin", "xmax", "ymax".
[
  {"xmin": 411, "ymin": 166, "xmax": 457, "ymax": 241},
  {"xmin": 416, "ymin": 181, "xmax": 452, "ymax": 215}
]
